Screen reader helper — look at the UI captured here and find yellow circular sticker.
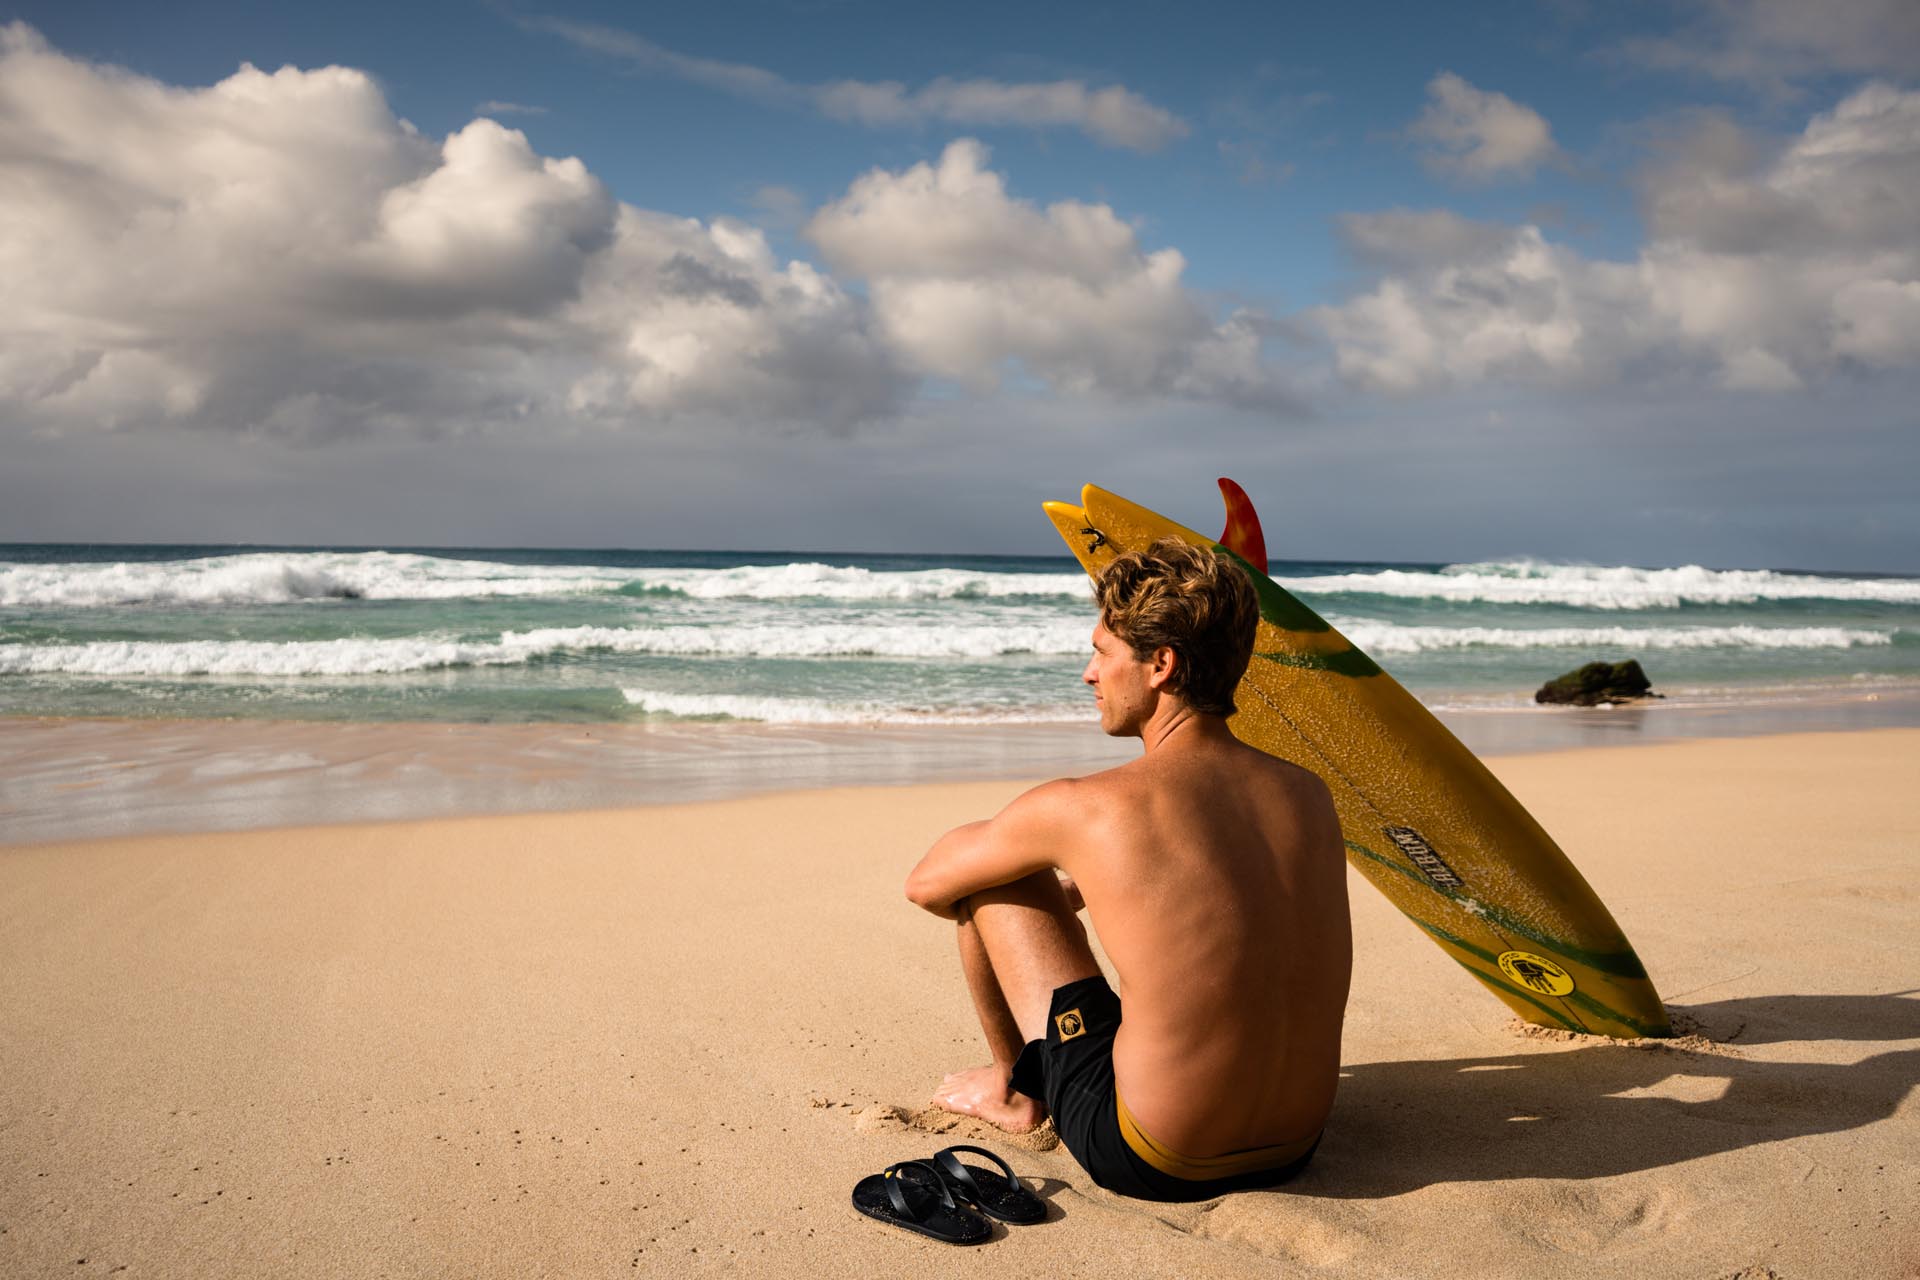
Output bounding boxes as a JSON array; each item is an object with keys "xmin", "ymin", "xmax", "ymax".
[{"xmin": 1497, "ymin": 950, "xmax": 1575, "ymax": 997}]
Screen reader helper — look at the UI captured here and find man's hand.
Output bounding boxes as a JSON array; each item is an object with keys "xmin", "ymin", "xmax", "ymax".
[{"xmin": 1056, "ymin": 871, "xmax": 1086, "ymax": 913}]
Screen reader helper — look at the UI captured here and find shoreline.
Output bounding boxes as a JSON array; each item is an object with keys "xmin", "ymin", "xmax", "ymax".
[
  {"xmin": 2, "ymin": 731, "xmax": 1915, "ymax": 1277},
  {"xmin": 5, "ymin": 687, "xmax": 1920, "ymax": 845}
]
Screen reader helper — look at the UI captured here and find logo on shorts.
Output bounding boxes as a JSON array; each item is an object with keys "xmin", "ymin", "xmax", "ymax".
[
  {"xmin": 1496, "ymin": 950, "xmax": 1575, "ymax": 997},
  {"xmin": 1055, "ymin": 1008, "xmax": 1086, "ymax": 1041}
]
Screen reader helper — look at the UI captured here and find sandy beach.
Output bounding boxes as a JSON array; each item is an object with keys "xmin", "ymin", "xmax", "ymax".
[{"xmin": 3, "ymin": 727, "xmax": 1917, "ymax": 1278}]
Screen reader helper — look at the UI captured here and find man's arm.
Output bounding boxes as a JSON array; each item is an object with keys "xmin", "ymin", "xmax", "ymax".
[{"xmin": 904, "ymin": 779, "xmax": 1080, "ymax": 920}]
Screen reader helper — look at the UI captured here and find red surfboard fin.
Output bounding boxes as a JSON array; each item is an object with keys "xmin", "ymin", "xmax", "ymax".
[{"xmin": 1216, "ymin": 477, "xmax": 1268, "ymax": 574}]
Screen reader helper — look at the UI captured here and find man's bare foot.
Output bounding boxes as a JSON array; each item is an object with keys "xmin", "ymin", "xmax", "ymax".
[{"xmin": 931, "ymin": 1064, "xmax": 1047, "ymax": 1133}]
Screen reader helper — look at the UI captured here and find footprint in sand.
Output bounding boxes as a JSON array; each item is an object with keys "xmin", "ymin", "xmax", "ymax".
[
  {"xmin": 1517, "ymin": 1180, "xmax": 1683, "ymax": 1254},
  {"xmin": 1185, "ymin": 1196, "xmax": 1381, "ymax": 1269}
]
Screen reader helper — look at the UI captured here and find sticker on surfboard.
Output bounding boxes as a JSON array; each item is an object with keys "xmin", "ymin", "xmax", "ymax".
[
  {"xmin": 1384, "ymin": 826, "xmax": 1464, "ymax": 889},
  {"xmin": 1498, "ymin": 950, "xmax": 1576, "ymax": 997}
]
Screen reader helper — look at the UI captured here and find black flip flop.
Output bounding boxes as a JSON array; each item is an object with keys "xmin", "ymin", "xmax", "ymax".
[
  {"xmin": 851, "ymin": 1159, "xmax": 993, "ymax": 1245},
  {"xmin": 933, "ymin": 1144, "xmax": 1047, "ymax": 1225}
]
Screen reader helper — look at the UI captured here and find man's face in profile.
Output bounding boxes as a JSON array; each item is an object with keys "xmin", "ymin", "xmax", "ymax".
[{"xmin": 1083, "ymin": 619, "xmax": 1160, "ymax": 736}]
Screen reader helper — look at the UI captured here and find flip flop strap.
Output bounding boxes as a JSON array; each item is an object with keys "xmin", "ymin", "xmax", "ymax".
[
  {"xmin": 883, "ymin": 1160, "xmax": 955, "ymax": 1221},
  {"xmin": 937, "ymin": 1144, "xmax": 1024, "ymax": 1195}
]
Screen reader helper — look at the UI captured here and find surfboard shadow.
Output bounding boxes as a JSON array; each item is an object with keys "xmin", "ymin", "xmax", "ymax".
[{"xmin": 1291, "ymin": 993, "xmax": 1920, "ymax": 1197}]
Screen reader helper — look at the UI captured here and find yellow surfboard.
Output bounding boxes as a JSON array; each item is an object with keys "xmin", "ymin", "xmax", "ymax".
[{"xmin": 1046, "ymin": 482, "xmax": 1669, "ymax": 1038}]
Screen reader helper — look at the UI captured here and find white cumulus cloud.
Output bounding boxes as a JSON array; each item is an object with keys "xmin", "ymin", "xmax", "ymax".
[
  {"xmin": 1319, "ymin": 82, "xmax": 1920, "ymax": 394},
  {"xmin": 0, "ymin": 24, "xmax": 909, "ymax": 436},
  {"xmin": 806, "ymin": 140, "xmax": 1295, "ymax": 410},
  {"xmin": 0, "ymin": 26, "xmax": 1287, "ymax": 440},
  {"xmin": 1408, "ymin": 72, "xmax": 1559, "ymax": 181}
]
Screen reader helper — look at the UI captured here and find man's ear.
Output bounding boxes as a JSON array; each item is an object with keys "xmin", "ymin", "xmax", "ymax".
[{"xmin": 1146, "ymin": 645, "xmax": 1178, "ymax": 690}]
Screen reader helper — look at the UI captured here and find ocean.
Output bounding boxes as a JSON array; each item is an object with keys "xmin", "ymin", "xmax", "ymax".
[{"xmin": 3, "ymin": 544, "xmax": 1917, "ymax": 726}]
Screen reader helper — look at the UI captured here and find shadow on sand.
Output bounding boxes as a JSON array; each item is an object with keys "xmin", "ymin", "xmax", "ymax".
[{"xmin": 1301, "ymin": 992, "xmax": 1920, "ymax": 1197}]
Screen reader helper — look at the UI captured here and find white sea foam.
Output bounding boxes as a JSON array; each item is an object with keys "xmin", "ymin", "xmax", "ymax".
[
  {"xmin": 1285, "ymin": 560, "xmax": 1920, "ymax": 609},
  {"xmin": 1328, "ymin": 620, "xmax": 1895, "ymax": 653},
  {"xmin": 0, "ymin": 552, "xmax": 1087, "ymax": 607},
  {"xmin": 620, "ymin": 688, "xmax": 1091, "ymax": 725},
  {"xmin": 0, "ymin": 620, "xmax": 1094, "ymax": 676},
  {"xmin": 502, "ymin": 622, "xmax": 1092, "ymax": 659},
  {"xmin": 0, "ymin": 552, "xmax": 630, "ymax": 607},
  {"xmin": 621, "ymin": 563, "xmax": 1087, "ymax": 601},
  {"xmin": 4, "ymin": 619, "xmax": 1897, "ymax": 679},
  {"xmin": 0, "ymin": 636, "xmax": 521, "ymax": 676},
  {"xmin": 11, "ymin": 549, "xmax": 1912, "ymax": 611}
]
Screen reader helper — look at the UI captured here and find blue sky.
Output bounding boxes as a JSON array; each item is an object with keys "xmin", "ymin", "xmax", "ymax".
[{"xmin": 2, "ymin": 1, "xmax": 1917, "ymax": 568}]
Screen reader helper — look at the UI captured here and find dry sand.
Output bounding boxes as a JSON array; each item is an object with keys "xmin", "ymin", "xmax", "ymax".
[{"xmin": 2, "ymin": 729, "xmax": 1916, "ymax": 1278}]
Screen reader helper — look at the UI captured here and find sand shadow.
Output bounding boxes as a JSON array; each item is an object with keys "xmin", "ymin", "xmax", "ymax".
[
  {"xmin": 1299, "ymin": 993, "xmax": 1920, "ymax": 1197},
  {"xmin": 1015, "ymin": 1175, "xmax": 1073, "ymax": 1224},
  {"xmin": 1675, "ymin": 990, "xmax": 1920, "ymax": 1045}
]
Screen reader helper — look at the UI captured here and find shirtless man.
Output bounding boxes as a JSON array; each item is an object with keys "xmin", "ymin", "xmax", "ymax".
[{"xmin": 905, "ymin": 538, "xmax": 1351, "ymax": 1201}]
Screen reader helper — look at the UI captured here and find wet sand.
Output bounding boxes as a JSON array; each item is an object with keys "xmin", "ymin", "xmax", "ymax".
[
  {"xmin": 1, "ymin": 729, "xmax": 1916, "ymax": 1277},
  {"xmin": 5, "ymin": 685, "xmax": 1917, "ymax": 845}
]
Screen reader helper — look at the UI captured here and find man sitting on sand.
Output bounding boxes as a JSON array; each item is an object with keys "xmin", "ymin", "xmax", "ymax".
[{"xmin": 905, "ymin": 539, "xmax": 1352, "ymax": 1202}]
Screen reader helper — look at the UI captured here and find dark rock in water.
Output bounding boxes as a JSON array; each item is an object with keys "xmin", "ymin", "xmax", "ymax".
[{"xmin": 1534, "ymin": 660, "xmax": 1661, "ymax": 706}]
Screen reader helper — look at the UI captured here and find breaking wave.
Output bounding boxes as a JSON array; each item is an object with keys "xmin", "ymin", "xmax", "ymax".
[
  {"xmin": 614, "ymin": 563, "xmax": 1086, "ymax": 601},
  {"xmin": 0, "ymin": 552, "xmax": 1086, "ymax": 607},
  {"xmin": 1330, "ymin": 620, "xmax": 1898, "ymax": 654},
  {"xmin": 3, "ymin": 620, "xmax": 1896, "ymax": 678},
  {"xmin": 0, "ymin": 552, "xmax": 626, "ymax": 607},
  {"xmin": 0, "ymin": 621, "xmax": 1093, "ymax": 676},
  {"xmin": 11, "ymin": 550, "xmax": 1915, "ymax": 612},
  {"xmin": 1286, "ymin": 560, "xmax": 1920, "ymax": 609}
]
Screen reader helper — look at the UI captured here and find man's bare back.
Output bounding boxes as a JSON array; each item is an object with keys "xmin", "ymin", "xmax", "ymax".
[{"xmin": 1062, "ymin": 724, "xmax": 1350, "ymax": 1155}]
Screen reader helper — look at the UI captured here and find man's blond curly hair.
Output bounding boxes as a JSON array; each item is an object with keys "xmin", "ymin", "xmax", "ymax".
[{"xmin": 1093, "ymin": 537, "xmax": 1259, "ymax": 717}]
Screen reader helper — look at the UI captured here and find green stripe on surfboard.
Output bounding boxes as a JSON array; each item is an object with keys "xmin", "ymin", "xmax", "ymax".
[
  {"xmin": 1565, "ymin": 989, "xmax": 1666, "ymax": 1037},
  {"xmin": 1402, "ymin": 914, "xmax": 1586, "ymax": 1031},
  {"xmin": 1401, "ymin": 907, "xmax": 1666, "ymax": 1037},
  {"xmin": 1344, "ymin": 838, "xmax": 1649, "ymax": 980},
  {"xmin": 1214, "ymin": 546, "xmax": 1333, "ymax": 634},
  {"xmin": 1463, "ymin": 968, "xmax": 1586, "ymax": 1032},
  {"xmin": 1214, "ymin": 542, "xmax": 1381, "ymax": 676}
]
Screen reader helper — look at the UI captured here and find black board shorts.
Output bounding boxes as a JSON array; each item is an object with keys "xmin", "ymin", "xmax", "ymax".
[{"xmin": 1008, "ymin": 975, "xmax": 1321, "ymax": 1203}]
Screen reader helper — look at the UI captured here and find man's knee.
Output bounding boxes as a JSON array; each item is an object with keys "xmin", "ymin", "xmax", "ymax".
[{"xmin": 969, "ymin": 873, "xmax": 1093, "ymax": 961}]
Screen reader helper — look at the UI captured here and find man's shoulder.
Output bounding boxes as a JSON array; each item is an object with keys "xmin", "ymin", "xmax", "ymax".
[
  {"xmin": 1005, "ymin": 764, "xmax": 1149, "ymax": 828},
  {"xmin": 1234, "ymin": 740, "xmax": 1332, "ymax": 794},
  {"xmin": 1000, "ymin": 773, "xmax": 1101, "ymax": 828},
  {"xmin": 1044, "ymin": 740, "xmax": 1332, "ymax": 816},
  {"xmin": 1070, "ymin": 756, "xmax": 1158, "ymax": 799},
  {"xmin": 1165, "ymin": 738, "xmax": 1338, "ymax": 827}
]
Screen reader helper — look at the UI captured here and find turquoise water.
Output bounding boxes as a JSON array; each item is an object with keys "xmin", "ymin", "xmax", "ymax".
[{"xmin": 2, "ymin": 544, "xmax": 1916, "ymax": 724}]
